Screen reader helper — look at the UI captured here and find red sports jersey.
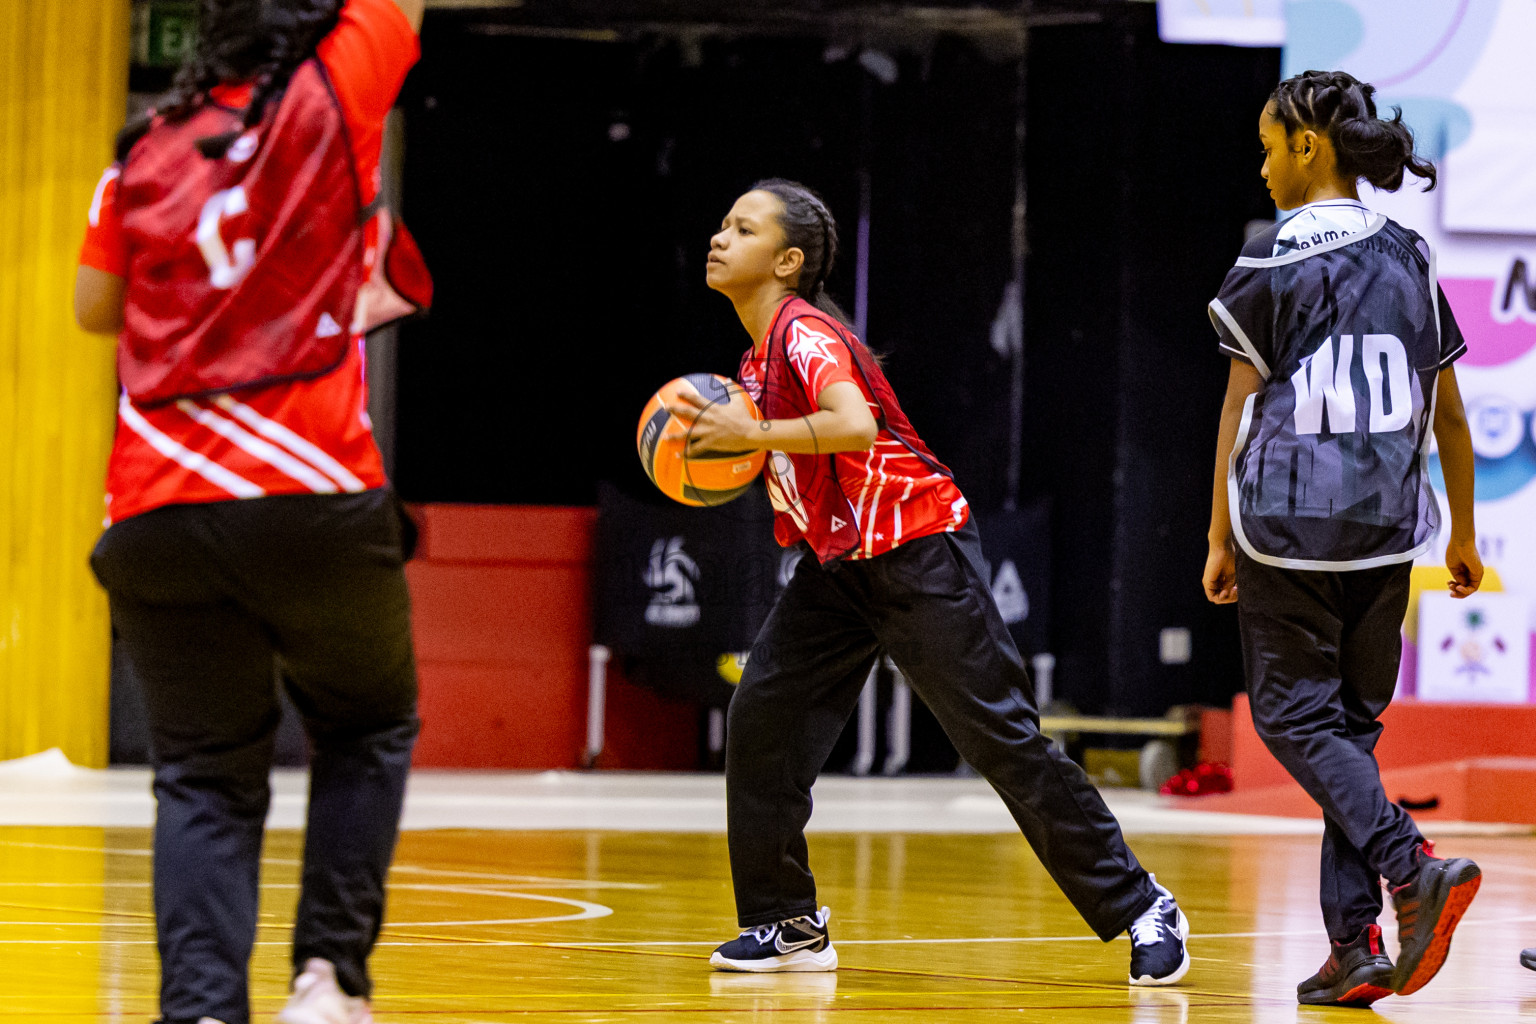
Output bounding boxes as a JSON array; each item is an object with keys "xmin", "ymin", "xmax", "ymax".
[
  {"xmin": 80, "ymin": 0, "xmax": 419, "ymax": 525},
  {"xmin": 739, "ymin": 302, "xmax": 968, "ymax": 560}
]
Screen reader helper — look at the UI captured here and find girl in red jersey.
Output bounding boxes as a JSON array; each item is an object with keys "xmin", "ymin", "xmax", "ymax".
[
  {"xmin": 671, "ymin": 179, "xmax": 1190, "ymax": 984},
  {"xmin": 74, "ymin": 2, "xmax": 424, "ymax": 1023}
]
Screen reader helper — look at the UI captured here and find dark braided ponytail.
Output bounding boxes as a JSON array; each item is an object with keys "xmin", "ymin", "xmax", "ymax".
[
  {"xmin": 116, "ymin": 0, "xmax": 344, "ymax": 161},
  {"xmin": 1270, "ymin": 69, "xmax": 1437, "ymax": 192},
  {"xmin": 751, "ymin": 178, "xmax": 854, "ymax": 326}
]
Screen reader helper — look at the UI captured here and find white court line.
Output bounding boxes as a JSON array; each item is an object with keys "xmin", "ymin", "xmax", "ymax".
[
  {"xmin": 0, "ymin": 885, "xmax": 613, "ymax": 928},
  {"xmin": 390, "ymin": 864, "xmax": 655, "ymax": 890},
  {"xmin": 0, "ymin": 839, "xmax": 151, "ymax": 857},
  {"xmin": 0, "ymin": 838, "xmax": 649, "ymax": 890}
]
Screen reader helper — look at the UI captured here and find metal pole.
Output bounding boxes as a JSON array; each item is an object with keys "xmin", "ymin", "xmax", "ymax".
[
  {"xmin": 367, "ymin": 110, "xmax": 406, "ymax": 480},
  {"xmin": 584, "ymin": 644, "xmax": 610, "ymax": 767},
  {"xmin": 882, "ymin": 658, "xmax": 911, "ymax": 776},
  {"xmin": 851, "ymin": 663, "xmax": 879, "ymax": 777}
]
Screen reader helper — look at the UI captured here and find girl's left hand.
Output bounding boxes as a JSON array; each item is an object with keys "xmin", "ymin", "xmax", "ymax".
[
  {"xmin": 1445, "ymin": 535, "xmax": 1484, "ymax": 599},
  {"xmin": 667, "ymin": 390, "xmax": 759, "ymax": 456},
  {"xmin": 1202, "ymin": 544, "xmax": 1239, "ymax": 604}
]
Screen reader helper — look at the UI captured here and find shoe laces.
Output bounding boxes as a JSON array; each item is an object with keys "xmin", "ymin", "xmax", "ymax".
[
  {"xmin": 747, "ymin": 922, "xmax": 780, "ymax": 944},
  {"xmin": 1130, "ymin": 896, "xmax": 1173, "ymax": 947}
]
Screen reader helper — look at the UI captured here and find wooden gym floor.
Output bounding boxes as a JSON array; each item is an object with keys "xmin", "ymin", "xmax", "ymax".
[{"xmin": 3, "ymin": 811, "xmax": 1536, "ymax": 1023}]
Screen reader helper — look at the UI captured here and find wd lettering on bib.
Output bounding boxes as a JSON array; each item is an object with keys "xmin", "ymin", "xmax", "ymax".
[{"xmin": 1291, "ymin": 334, "xmax": 1411, "ymax": 435}]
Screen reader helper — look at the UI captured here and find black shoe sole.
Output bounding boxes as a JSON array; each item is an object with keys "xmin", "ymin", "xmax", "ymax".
[
  {"xmin": 1393, "ymin": 859, "xmax": 1482, "ymax": 996},
  {"xmin": 1521, "ymin": 949, "xmax": 1536, "ymax": 971}
]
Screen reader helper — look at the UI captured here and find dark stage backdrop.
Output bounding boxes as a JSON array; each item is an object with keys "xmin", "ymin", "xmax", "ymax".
[{"xmin": 392, "ymin": 3, "xmax": 1278, "ymax": 717}]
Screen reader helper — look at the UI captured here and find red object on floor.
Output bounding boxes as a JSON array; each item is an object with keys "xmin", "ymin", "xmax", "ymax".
[
  {"xmin": 1159, "ymin": 761, "xmax": 1234, "ymax": 797},
  {"xmin": 405, "ymin": 504, "xmax": 699, "ymax": 770}
]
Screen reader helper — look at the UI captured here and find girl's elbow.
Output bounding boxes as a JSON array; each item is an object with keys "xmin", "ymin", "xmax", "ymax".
[
  {"xmin": 1435, "ymin": 403, "xmax": 1469, "ymax": 437},
  {"xmin": 75, "ymin": 303, "xmax": 121, "ymax": 334}
]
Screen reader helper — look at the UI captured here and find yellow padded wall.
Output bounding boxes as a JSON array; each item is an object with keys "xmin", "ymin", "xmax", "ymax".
[{"xmin": 0, "ymin": 1, "xmax": 129, "ymax": 766}]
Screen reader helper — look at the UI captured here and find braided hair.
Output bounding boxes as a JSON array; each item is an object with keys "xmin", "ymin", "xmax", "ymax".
[
  {"xmin": 1269, "ymin": 69, "xmax": 1436, "ymax": 192},
  {"xmin": 751, "ymin": 178, "xmax": 853, "ymax": 326},
  {"xmin": 116, "ymin": 0, "xmax": 344, "ymax": 161}
]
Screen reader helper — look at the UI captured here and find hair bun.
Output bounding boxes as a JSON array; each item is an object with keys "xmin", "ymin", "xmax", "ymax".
[{"xmin": 1269, "ymin": 70, "xmax": 1435, "ymax": 194}]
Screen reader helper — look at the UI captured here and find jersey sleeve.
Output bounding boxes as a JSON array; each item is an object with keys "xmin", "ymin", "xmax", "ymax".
[
  {"xmin": 315, "ymin": 0, "xmax": 419, "ymax": 146},
  {"xmin": 78, "ymin": 165, "xmax": 127, "ymax": 277},
  {"xmin": 1208, "ymin": 266, "xmax": 1275, "ymax": 377},
  {"xmin": 784, "ymin": 316, "xmax": 861, "ymax": 404},
  {"xmin": 1435, "ymin": 285, "xmax": 1469, "ymax": 369}
]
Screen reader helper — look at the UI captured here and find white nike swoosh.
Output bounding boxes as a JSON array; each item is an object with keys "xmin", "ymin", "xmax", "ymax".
[{"xmin": 774, "ymin": 935, "xmax": 822, "ymax": 954}]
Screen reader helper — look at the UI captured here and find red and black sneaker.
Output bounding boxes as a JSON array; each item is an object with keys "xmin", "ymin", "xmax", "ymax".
[
  {"xmin": 1297, "ymin": 924, "xmax": 1395, "ymax": 1007},
  {"xmin": 1390, "ymin": 840, "xmax": 1482, "ymax": 996}
]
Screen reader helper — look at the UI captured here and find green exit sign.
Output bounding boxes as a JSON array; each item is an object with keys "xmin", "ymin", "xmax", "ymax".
[{"xmin": 131, "ymin": 1, "xmax": 197, "ymax": 69}]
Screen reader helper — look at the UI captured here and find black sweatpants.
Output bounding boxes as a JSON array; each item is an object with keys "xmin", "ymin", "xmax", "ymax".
[
  {"xmin": 1236, "ymin": 550, "xmax": 1424, "ymax": 943},
  {"xmin": 90, "ymin": 490, "xmax": 420, "ymax": 1024},
  {"xmin": 726, "ymin": 520, "xmax": 1158, "ymax": 941}
]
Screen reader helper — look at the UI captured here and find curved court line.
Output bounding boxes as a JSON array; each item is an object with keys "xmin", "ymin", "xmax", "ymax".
[
  {"xmin": 382, "ymin": 885, "xmax": 612, "ymax": 927},
  {"xmin": 0, "ymin": 839, "xmax": 655, "ymax": 891},
  {"xmin": 389, "ymin": 864, "xmax": 656, "ymax": 890}
]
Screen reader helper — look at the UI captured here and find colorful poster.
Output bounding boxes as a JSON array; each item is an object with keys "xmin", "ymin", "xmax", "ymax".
[{"xmin": 1285, "ymin": 0, "xmax": 1536, "ymax": 692}]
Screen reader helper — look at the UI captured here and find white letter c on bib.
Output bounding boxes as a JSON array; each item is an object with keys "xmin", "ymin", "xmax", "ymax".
[{"xmin": 196, "ymin": 187, "xmax": 256, "ymax": 290}]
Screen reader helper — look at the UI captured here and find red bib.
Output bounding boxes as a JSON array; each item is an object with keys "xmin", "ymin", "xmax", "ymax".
[{"xmin": 117, "ymin": 60, "xmax": 425, "ymax": 407}]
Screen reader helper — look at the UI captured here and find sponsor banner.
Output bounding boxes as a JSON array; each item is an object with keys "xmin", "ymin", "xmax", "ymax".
[
  {"xmin": 1157, "ymin": 0, "xmax": 1284, "ymax": 46},
  {"xmin": 1286, "ymin": 1, "xmax": 1536, "ymax": 692}
]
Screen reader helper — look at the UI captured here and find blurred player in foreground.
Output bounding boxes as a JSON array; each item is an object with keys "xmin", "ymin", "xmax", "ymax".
[{"xmin": 74, "ymin": 0, "xmax": 427, "ymax": 1021}]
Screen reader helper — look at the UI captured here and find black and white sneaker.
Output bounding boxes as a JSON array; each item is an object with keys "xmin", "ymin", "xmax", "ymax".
[
  {"xmin": 1128, "ymin": 879, "xmax": 1190, "ymax": 986},
  {"xmin": 709, "ymin": 906, "xmax": 838, "ymax": 973}
]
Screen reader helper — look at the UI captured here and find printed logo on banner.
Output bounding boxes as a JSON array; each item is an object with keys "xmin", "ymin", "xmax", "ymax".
[
  {"xmin": 1495, "ymin": 258, "xmax": 1536, "ymax": 325},
  {"xmin": 644, "ymin": 536, "xmax": 701, "ymax": 627},
  {"xmin": 1417, "ymin": 592, "xmax": 1531, "ymax": 704},
  {"xmin": 991, "ymin": 559, "xmax": 1029, "ymax": 625}
]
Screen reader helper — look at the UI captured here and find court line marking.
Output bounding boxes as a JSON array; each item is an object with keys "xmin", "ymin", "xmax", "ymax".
[
  {"xmin": 0, "ymin": 885, "xmax": 613, "ymax": 928},
  {"xmin": 0, "ymin": 837, "xmax": 652, "ymax": 889}
]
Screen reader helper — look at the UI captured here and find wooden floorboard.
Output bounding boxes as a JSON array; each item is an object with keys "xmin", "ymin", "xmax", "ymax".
[{"xmin": 1, "ymin": 826, "xmax": 1533, "ymax": 1022}]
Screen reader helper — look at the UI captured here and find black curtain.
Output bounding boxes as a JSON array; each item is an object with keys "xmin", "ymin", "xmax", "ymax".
[{"xmin": 392, "ymin": 4, "xmax": 1277, "ymax": 717}]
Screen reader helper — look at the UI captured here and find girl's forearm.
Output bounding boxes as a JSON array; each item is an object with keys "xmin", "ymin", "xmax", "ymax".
[
  {"xmin": 1208, "ymin": 404, "xmax": 1241, "ymax": 546},
  {"xmin": 747, "ymin": 411, "xmax": 876, "ymax": 455},
  {"xmin": 1433, "ymin": 367, "xmax": 1477, "ymax": 541},
  {"xmin": 1210, "ymin": 362, "xmax": 1265, "ymax": 546},
  {"xmin": 1435, "ymin": 410, "xmax": 1477, "ymax": 541}
]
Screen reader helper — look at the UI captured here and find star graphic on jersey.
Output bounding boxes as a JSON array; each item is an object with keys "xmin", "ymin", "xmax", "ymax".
[{"xmin": 788, "ymin": 321, "xmax": 843, "ymax": 386}]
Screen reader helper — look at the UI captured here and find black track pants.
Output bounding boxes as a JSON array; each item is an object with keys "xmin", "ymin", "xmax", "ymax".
[
  {"xmin": 725, "ymin": 520, "xmax": 1158, "ymax": 941},
  {"xmin": 1236, "ymin": 550, "xmax": 1424, "ymax": 943},
  {"xmin": 90, "ymin": 490, "xmax": 419, "ymax": 1024}
]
